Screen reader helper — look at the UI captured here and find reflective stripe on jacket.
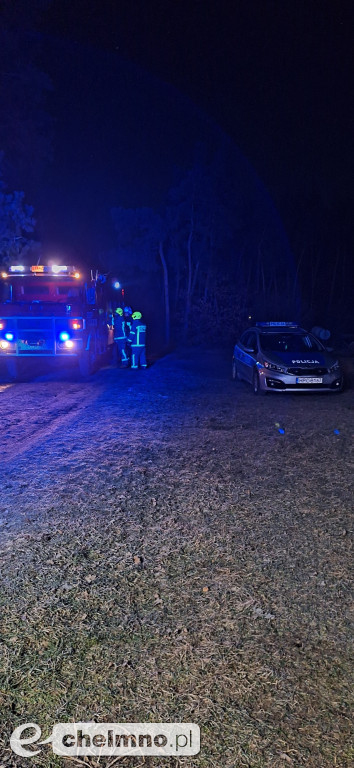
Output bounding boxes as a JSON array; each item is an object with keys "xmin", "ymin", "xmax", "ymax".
[
  {"xmin": 114, "ymin": 318, "xmax": 131, "ymax": 339},
  {"xmin": 129, "ymin": 321, "xmax": 146, "ymax": 347}
]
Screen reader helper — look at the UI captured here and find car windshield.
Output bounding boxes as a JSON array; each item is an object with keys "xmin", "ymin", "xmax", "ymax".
[
  {"xmin": 259, "ymin": 333, "xmax": 323, "ymax": 354},
  {"xmin": 6, "ymin": 280, "xmax": 83, "ymax": 303}
]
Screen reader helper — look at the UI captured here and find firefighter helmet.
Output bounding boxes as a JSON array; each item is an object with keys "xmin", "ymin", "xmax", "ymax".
[
  {"xmin": 115, "ymin": 307, "xmax": 123, "ymax": 316},
  {"xmin": 132, "ymin": 311, "xmax": 142, "ymax": 320}
]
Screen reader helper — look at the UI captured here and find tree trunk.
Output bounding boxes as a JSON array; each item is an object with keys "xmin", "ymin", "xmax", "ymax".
[
  {"xmin": 245, "ymin": 255, "xmax": 252, "ymax": 304},
  {"xmin": 328, "ymin": 246, "xmax": 339, "ymax": 308},
  {"xmin": 203, "ymin": 231, "xmax": 215, "ymax": 302},
  {"xmin": 183, "ymin": 205, "xmax": 194, "ymax": 336},
  {"xmin": 191, "ymin": 260, "xmax": 200, "ymax": 298},
  {"xmin": 174, "ymin": 264, "xmax": 180, "ymax": 310},
  {"xmin": 204, "ymin": 265, "xmax": 211, "ymax": 301},
  {"xmin": 260, "ymin": 254, "xmax": 266, "ymax": 313},
  {"xmin": 310, "ymin": 246, "xmax": 320, "ymax": 313},
  {"xmin": 292, "ymin": 248, "xmax": 304, "ymax": 300},
  {"xmin": 159, "ymin": 240, "xmax": 170, "ymax": 346}
]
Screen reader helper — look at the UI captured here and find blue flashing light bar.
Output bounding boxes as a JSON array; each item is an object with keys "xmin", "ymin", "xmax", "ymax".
[
  {"xmin": 9, "ymin": 265, "xmax": 25, "ymax": 273},
  {"xmin": 256, "ymin": 322, "xmax": 299, "ymax": 327}
]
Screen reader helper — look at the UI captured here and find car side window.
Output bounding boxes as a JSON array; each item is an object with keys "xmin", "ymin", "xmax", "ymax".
[
  {"xmin": 243, "ymin": 332, "xmax": 257, "ymax": 351},
  {"xmin": 240, "ymin": 332, "xmax": 251, "ymax": 347}
]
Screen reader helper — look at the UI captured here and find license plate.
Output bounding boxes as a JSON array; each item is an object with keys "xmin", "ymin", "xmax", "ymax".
[
  {"xmin": 296, "ymin": 377, "xmax": 323, "ymax": 384},
  {"xmin": 19, "ymin": 341, "xmax": 49, "ymax": 349}
]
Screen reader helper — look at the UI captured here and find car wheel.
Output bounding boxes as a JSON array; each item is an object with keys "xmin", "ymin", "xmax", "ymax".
[
  {"xmin": 232, "ymin": 358, "xmax": 242, "ymax": 381},
  {"xmin": 253, "ymin": 369, "xmax": 263, "ymax": 395}
]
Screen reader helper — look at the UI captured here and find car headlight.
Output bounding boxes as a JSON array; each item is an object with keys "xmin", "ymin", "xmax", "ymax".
[
  {"xmin": 329, "ymin": 360, "xmax": 340, "ymax": 373},
  {"xmin": 263, "ymin": 359, "xmax": 287, "ymax": 373}
]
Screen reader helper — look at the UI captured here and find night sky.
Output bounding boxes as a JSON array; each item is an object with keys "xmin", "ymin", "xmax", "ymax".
[
  {"xmin": 28, "ymin": 1, "xmax": 351, "ymax": 250},
  {"xmin": 1, "ymin": 0, "xmax": 354, "ymax": 316}
]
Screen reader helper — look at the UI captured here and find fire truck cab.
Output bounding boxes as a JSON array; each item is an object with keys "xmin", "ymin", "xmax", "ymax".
[{"xmin": 0, "ymin": 264, "xmax": 115, "ymax": 379}]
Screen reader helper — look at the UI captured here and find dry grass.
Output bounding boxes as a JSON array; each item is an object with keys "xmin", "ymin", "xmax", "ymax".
[{"xmin": 0, "ymin": 350, "xmax": 353, "ymax": 767}]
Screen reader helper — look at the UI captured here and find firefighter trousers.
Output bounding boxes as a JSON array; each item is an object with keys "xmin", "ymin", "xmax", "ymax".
[
  {"xmin": 131, "ymin": 344, "xmax": 147, "ymax": 369},
  {"xmin": 115, "ymin": 336, "xmax": 129, "ymax": 364}
]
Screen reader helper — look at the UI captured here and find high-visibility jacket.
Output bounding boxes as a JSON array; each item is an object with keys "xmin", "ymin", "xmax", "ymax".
[
  {"xmin": 128, "ymin": 319, "xmax": 146, "ymax": 347},
  {"xmin": 114, "ymin": 317, "xmax": 131, "ymax": 340},
  {"xmin": 128, "ymin": 318, "xmax": 147, "ymax": 368},
  {"xmin": 114, "ymin": 316, "xmax": 131, "ymax": 363}
]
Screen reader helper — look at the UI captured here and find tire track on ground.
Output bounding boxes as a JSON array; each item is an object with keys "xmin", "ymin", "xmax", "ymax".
[{"xmin": 0, "ymin": 381, "xmax": 104, "ymax": 464}]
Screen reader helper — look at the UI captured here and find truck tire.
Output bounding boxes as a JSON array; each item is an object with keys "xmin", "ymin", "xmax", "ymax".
[
  {"xmin": 5, "ymin": 358, "xmax": 18, "ymax": 381},
  {"xmin": 5, "ymin": 359, "xmax": 33, "ymax": 382},
  {"xmin": 79, "ymin": 349, "xmax": 95, "ymax": 376},
  {"xmin": 79, "ymin": 335, "xmax": 97, "ymax": 376}
]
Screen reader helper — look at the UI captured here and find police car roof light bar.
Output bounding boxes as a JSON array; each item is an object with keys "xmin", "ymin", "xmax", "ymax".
[{"xmin": 256, "ymin": 321, "xmax": 299, "ymax": 327}]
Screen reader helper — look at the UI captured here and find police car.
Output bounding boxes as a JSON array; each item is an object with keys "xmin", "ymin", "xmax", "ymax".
[{"xmin": 232, "ymin": 322, "xmax": 343, "ymax": 393}]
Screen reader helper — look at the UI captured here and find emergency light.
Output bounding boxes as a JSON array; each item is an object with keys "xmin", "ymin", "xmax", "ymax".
[
  {"xmin": 9, "ymin": 265, "xmax": 25, "ymax": 273},
  {"xmin": 28, "ymin": 265, "xmax": 79, "ymax": 275},
  {"xmin": 256, "ymin": 322, "xmax": 299, "ymax": 327}
]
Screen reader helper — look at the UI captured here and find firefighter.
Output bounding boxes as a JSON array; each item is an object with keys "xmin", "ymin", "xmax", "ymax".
[
  {"xmin": 114, "ymin": 306, "xmax": 131, "ymax": 366},
  {"xmin": 127, "ymin": 311, "xmax": 147, "ymax": 369},
  {"xmin": 123, "ymin": 306, "xmax": 133, "ymax": 327},
  {"xmin": 123, "ymin": 305, "xmax": 133, "ymax": 366}
]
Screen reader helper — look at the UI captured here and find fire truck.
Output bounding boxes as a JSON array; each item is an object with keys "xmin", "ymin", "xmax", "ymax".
[{"xmin": 0, "ymin": 264, "xmax": 115, "ymax": 379}]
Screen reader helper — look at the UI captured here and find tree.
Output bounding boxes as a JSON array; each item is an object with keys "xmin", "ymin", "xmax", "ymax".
[
  {"xmin": 166, "ymin": 147, "xmax": 247, "ymax": 338},
  {"xmin": 0, "ymin": 170, "xmax": 38, "ymax": 265},
  {"xmin": 111, "ymin": 206, "xmax": 171, "ymax": 345},
  {"xmin": 110, "ymin": 139, "xmax": 296, "ymax": 347},
  {"xmin": 167, "ymin": 162, "xmax": 220, "ymax": 336}
]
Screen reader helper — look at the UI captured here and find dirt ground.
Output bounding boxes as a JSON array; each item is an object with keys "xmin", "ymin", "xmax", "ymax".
[{"xmin": 0, "ymin": 350, "xmax": 353, "ymax": 768}]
